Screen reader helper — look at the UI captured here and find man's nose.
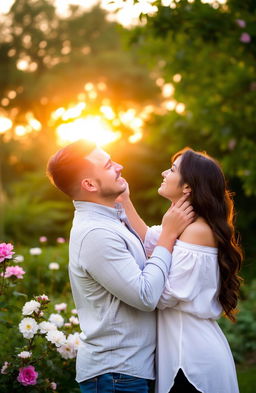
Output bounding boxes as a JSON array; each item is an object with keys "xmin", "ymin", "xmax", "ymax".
[{"xmin": 114, "ymin": 162, "xmax": 123, "ymax": 171}]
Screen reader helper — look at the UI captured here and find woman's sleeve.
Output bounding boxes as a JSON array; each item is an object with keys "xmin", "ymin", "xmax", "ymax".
[
  {"xmin": 144, "ymin": 225, "xmax": 162, "ymax": 257},
  {"xmin": 157, "ymin": 248, "xmax": 206, "ymax": 310}
]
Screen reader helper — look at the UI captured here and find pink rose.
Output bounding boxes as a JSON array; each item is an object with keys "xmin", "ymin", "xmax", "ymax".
[
  {"xmin": 236, "ymin": 19, "xmax": 246, "ymax": 28},
  {"xmin": 39, "ymin": 236, "xmax": 47, "ymax": 243},
  {"xmin": 0, "ymin": 243, "xmax": 15, "ymax": 263},
  {"xmin": 17, "ymin": 366, "xmax": 38, "ymax": 386},
  {"xmin": 4, "ymin": 266, "xmax": 25, "ymax": 279},
  {"xmin": 56, "ymin": 237, "xmax": 65, "ymax": 244},
  {"xmin": 240, "ymin": 32, "xmax": 251, "ymax": 43}
]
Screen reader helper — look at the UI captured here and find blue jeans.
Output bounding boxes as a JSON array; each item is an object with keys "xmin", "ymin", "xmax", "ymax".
[{"xmin": 79, "ymin": 373, "xmax": 150, "ymax": 393}]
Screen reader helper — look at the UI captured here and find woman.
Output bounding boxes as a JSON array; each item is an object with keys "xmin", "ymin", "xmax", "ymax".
[{"xmin": 120, "ymin": 147, "xmax": 243, "ymax": 393}]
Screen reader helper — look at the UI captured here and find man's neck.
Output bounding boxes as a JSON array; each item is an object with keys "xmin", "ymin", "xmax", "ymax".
[{"xmin": 74, "ymin": 196, "xmax": 116, "ymax": 208}]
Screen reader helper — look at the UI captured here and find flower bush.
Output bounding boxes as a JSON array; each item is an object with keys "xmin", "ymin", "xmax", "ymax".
[
  {"xmin": 0, "ymin": 243, "xmax": 25, "ymax": 295},
  {"xmin": 1, "ymin": 294, "xmax": 81, "ymax": 391},
  {"xmin": 0, "ymin": 240, "xmax": 80, "ymax": 392}
]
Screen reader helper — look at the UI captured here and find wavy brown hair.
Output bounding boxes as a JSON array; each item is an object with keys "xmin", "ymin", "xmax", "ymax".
[{"xmin": 173, "ymin": 148, "xmax": 243, "ymax": 322}]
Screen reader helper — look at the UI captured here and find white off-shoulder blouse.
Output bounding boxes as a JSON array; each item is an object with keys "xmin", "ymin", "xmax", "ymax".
[{"xmin": 144, "ymin": 226, "xmax": 239, "ymax": 393}]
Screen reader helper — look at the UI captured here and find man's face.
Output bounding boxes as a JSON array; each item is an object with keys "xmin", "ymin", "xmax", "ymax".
[{"xmin": 86, "ymin": 147, "xmax": 127, "ymax": 199}]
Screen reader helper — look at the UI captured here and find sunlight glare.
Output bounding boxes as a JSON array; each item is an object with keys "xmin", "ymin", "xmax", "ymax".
[
  {"xmin": 0, "ymin": 116, "xmax": 12, "ymax": 134},
  {"xmin": 56, "ymin": 116, "xmax": 121, "ymax": 146}
]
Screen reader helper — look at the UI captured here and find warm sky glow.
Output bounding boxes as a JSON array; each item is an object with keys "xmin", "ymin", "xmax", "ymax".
[
  {"xmin": 0, "ymin": 0, "xmax": 227, "ymax": 26},
  {"xmin": 56, "ymin": 116, "xmax": 121, "ymax": 146}
]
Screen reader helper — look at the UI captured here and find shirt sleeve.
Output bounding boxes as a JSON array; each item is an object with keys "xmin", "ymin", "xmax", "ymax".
[
  {"xmin": 157, "ymin": 247, "xmax": 206, "ymax": 310},
  {"xmin": 144, "ymin": 225, "xmax": 162, "ymax": 257},
  {"xmin": 79, "ymin": 228, "xmax": 172, "ymax": 312}
]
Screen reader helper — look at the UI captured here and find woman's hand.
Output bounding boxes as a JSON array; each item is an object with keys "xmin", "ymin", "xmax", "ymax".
[
  {"xmin": 115, "ymin": 180, "xmax": 130, "ymax": 205},
  {"xmin": 158, "ymin": 195, "xmax": 195, "ymax": 251}
]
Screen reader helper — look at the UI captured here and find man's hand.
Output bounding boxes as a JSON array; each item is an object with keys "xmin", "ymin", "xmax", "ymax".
[{"xmin": 158, "ymin": 195, "xmax": 195, "ymax": 251}]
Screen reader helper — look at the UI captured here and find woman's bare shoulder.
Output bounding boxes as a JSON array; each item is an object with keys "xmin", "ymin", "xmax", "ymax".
[{"xmin": 178, "ymin": 219, "xmax": 217, "ymax": 247}]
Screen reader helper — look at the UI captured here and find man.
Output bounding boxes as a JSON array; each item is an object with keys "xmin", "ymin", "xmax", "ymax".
[{"xmin": 47, "ymin": 140, "xmax": 193, "ymax": 393}]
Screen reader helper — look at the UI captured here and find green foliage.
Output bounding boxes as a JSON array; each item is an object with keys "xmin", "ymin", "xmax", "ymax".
[
  {"xmin": 219, "ymin": 280, "xmax": 256, "ymax": 363},
  {"xmin": 2, "ymin": 171, "xmax": 72, "ymax": 244},
  {"xmin": 130, "ymin": 0, "xmax": 256, "ymax": 195}
]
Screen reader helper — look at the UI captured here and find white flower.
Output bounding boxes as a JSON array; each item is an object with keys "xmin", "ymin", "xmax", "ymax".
[
  {"xmin": 17, "ymin": 351, "xmax": 32, "ymax": 359},
  {"xmin": 38, "ymin": 321, "xmax": 57, "ymax": 334},
  {"xmin": 29, "ymin": 247, "xmax": 42, "ymax": 255},
  {"xmin": 57, "ymin": 342, "xmax": 76, "ymax": 359},
  {"xmin": 14, "ymin": 255, "xmax": 24, "ymax": 263},
  {"xmin": 19, "ymin": 318, "xmax": 38, "ymax": 339},
  {"xmin": 69, "ymin": 316, "xmax": 79, "ymax": 325},
  {"xmin": 49, "ymin": 262, "xmax": 59, "ymax": 270},
  {"xmin": 71, "ymin": 308, "xmax": 77, "ymax": 314},
  {"xmin": 1, "ymin": 361, "xmax": 9, "ymax": 374},
  {"xmin": 46, "ymin": 330, "xmax": 66, "ymax": 347},
  {"xmin": 67, "ymin": 332, "xmax": 81, "ymax": 350},
  {"xmin": 22, "ymin": 300, "xmax": 41, "ymax": 316},
  {"xmin": 49, "ymin": 313, "xmax": 64, "ymax": 328},
  {"xmin": 54, "ymin": 302, "xmax": 67, "ymax": 312},
  {"xmin": 50, "ymin": 382, "xmax": 57, "ymax": 390}
]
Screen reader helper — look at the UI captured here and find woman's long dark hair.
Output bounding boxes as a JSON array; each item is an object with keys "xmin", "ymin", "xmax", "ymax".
[{"xmin": 173, "ymin": 148, "xmax": 243, "ymax": 322}]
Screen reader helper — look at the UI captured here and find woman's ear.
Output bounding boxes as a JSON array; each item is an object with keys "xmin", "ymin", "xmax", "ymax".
[
  {"xmin": 182, "ymin": 184, "xmax": 192, "ymax": 195},
  {"xmin": 81, "ymin": 178, "xmax": 98, "ymax": 192}
]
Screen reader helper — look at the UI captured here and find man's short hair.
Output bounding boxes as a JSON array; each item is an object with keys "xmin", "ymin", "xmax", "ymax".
[{"xmin": 47, "ymin": 139, "xmax": 96, "ymax": 197}]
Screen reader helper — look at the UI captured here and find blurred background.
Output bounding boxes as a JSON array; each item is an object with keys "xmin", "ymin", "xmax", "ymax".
[{"xmin": 0, "ymin": 0, "xmax": 256, "ymax": 389}]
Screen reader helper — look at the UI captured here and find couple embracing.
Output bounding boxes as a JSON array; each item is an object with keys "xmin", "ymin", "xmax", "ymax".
[{"xmin": 47, "ymin": 140, "xmax": 242, "ymax": 393}]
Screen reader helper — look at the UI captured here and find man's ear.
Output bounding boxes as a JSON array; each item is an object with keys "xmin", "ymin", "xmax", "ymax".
[
  {"xmin": 81, "ymin": 178, "xmax": 98, "ymax": 192},
  {"xmin": 182, "ymin": 183, "xmax": 192, "ymax": 195}
]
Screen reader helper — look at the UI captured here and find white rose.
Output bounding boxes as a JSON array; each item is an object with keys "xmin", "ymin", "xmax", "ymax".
[
  {"xmin": 46, "ymin": 330, "xmax": 66, "ymax": 347},
  {"xmin": 49, "ymin": 262, "xmax": 59, "ymax": 270},
  {"xmin": 22, "ymin": 300, "xmax": 41, "ymax": 316},
  {"xmin": 69, "ymin": 316, "xmax": 79, "ymax": 325},
  {"xmin": 14, "ymin": 255, "xmax": 24, "ymax": 263},
  {"xmin": 19, "ymin": 318, "xmax": 38, "ymax": 339},
  {"xmin": 17, "ymin": 351, "xmax": 32, "ymax": 359},
  {"xmin": 57, "ymin": 343, "xmax": 76, "ymax": 359},
  {"xmin": 29, "ymin": 247, "xmax": 42, "ymax": 256},
  {"xmin": 54, "ymin": 303, "xmax": 67, "ymax": 312},
  {"xmin": 49, "ymin": 313, "xmax": 64, "ymax": 328},
  {"xmin": 38, "ymin": 321, "xmax": 57, "ymax": 334},
  {"xmin": 67, "ymin": 332, "xmax": 81, "ymax": 350}
]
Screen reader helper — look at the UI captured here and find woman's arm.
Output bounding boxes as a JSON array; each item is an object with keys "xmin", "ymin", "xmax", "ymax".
[{"xmin": 116, "ymin": 182, "xmax": 148, "ymax": 241}]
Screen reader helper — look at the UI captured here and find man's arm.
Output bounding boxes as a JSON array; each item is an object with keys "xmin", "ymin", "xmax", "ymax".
[
  {"xmin": 79, "ymin": 203, "xmax": 194, "ymax": 312},
  {"xmin": 80, "ymin": 228, "xmax": 171, "ymax": 312}
]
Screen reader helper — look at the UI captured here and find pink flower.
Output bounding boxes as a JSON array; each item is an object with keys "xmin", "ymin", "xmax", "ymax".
[
  {"xmin": 240, "ymin": 32, "xmax": 251, "ymax": 43},
  {"xmin": 0, "ymin": 243, "xmax": 14, "ymax": 263},
  {"xmin": 4, "ymin": 266, "xmax": 25, "ymax": 279},
  {"xmin": 17, "ymin": 365, "xmax": 38, "ymax": 386},
  {"xmin": 236, "ymin": 19, "xmax": 246, "ymax": 28},
  {"xmin": 56, "ymin": 237, "xmax": 65, "ymax": 244},
  {"xmin": 35, "ymin": 294, "xmax": 50, "ymax": 303},
  {"xmin": 39, "ymin": 236, "xmax": 47, "ymax": 243},
  {"xmin": 50, "ymin": 382, "xmax": 57, "ymax": 390}
]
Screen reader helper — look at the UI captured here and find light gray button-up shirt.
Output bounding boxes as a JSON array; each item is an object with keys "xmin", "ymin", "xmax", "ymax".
[{"xmin": 69, "ymin": 201, "xmax": 172, "ymax": 383}]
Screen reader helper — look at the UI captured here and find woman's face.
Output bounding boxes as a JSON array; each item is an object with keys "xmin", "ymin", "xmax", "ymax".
[{"xmin": 158, "ymin": 155, "xmax": 184, "ymax": 202}]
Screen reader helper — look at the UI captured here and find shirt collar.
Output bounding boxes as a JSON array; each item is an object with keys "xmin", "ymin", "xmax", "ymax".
[{"xmin": 73, "ymin": 201, "xmax": 125, "ymax": 221}]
